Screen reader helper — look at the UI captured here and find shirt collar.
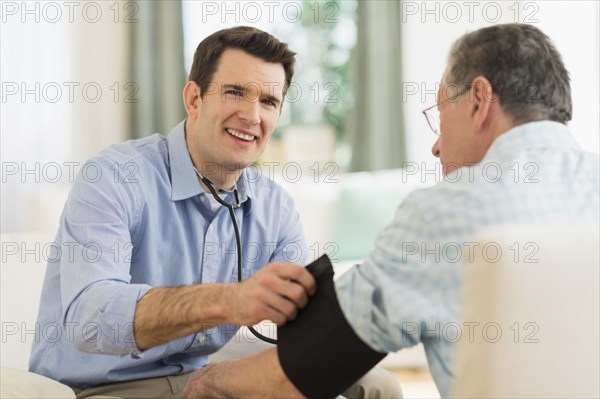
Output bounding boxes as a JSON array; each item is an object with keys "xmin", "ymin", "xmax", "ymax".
[
  {"xmin": 167, "ymin": 120, "xmax": 254, "ymax": 208},
  {"xmin": 482, "ymin": 120, "xmax": 582, "ymax": 162}
]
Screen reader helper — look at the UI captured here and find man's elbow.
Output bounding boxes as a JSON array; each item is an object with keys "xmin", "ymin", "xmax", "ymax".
[{"xmin": 64, "ymin": 314, "xmax": 135, "ymax": 356}]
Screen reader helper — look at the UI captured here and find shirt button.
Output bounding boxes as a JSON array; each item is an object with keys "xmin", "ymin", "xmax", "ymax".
[
  {"xmin": 200, "ymin": 195, "xmax": 205, "ymax": 201},
  {"xmin": 198, "ymin": 335, "xmax": 205, "ymax": 344}
]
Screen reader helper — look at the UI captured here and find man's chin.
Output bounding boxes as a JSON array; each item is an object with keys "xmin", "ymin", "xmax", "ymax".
[{"xmin": 222, "ymin": 159, "xmax": 257, "ymax": 173}]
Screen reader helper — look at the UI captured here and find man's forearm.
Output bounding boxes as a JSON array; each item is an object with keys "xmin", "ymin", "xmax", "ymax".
[
  {"xmin": 133, "ymin": 262, "xmax": 316, "ymax": 351},
  {"xmin": 134, "ymin": 284, "xmax": 233, "ymax": 350}
]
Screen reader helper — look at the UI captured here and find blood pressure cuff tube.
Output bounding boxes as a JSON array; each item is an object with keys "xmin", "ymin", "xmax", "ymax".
[{"xmin": 277, "ymin": 255, "xmax": 387, "ymax": 399}]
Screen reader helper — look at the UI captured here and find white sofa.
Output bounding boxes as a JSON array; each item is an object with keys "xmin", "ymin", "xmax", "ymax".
[
  {"xmin": 1, "ymin": 188, "xmax": 75, "ymax": 397},
  {"xmin": 452, "ymin": 225, "xmax": 600, "ymax": 398},
  {"xmin": 1, "ymin": 231, "xmax": 76, "ymax": 398}
]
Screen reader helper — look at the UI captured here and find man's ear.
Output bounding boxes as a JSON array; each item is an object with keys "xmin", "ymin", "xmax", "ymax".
[
  {"xmin": 468, "ymin": 75, "xmax": 494, "ymax": 133},
  {"xmin": 183, "ymin": 81, "xmax": 201, "ymax": 119}
]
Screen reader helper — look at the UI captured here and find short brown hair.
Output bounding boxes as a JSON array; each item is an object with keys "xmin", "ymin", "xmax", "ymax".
[{"xmin": 189, "ymin": 26, "xmax": 296, "ymax": 98}]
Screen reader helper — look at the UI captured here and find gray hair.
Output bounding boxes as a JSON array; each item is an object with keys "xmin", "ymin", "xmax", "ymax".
[{"xmin": 445, "ymin": 23, "xmax": 572, "ymax": 124}]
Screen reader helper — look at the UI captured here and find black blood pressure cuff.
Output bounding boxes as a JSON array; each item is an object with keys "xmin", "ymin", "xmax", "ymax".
[{"xmin": 277, "ymin": 255, "xmax": 387, "ymax": 399}]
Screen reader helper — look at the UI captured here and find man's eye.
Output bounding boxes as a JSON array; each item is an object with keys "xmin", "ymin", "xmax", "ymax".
[
  {"xmin": 226, "ymin": 90, "xmax": 242, "ymax": 96},
  {"xmin": 261, "ymin": 99, "xmax": 276, "ymax": 107}
]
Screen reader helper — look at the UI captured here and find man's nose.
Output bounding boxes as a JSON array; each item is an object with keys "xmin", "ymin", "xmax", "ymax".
[
  {"xmin": 431, "ymin": 138, "xmax": 441, "ymax": 158},
  {"xmin": 237, "ymin": 99, "xmax": 261, "ymax": 125}
]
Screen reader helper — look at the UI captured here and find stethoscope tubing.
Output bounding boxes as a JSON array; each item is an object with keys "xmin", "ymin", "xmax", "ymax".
[{"xmin": 196, "ymin": 169, "xmax": 277, "ymax": 345}]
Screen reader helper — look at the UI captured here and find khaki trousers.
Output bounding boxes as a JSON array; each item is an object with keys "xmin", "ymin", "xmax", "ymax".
[{"xmin": 73, "ymin": 366, "xmax": 403, "ymax": 399}]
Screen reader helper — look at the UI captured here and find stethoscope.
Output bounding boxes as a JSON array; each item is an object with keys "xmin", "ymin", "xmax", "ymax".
[{"xmin": 194, "ymin": 166, "xmax": 277, "ymax": 344}]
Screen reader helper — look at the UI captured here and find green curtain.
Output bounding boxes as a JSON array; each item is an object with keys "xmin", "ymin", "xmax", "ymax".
[
  {"xmin": 129, "ymin": 0, "xmax": 187, "ymax": 138},
  {"xmin": 349, "ymin": 0, "xmax": 406, "ymax": 171}
]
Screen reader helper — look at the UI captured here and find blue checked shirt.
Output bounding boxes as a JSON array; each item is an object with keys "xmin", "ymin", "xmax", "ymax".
[
  {"xmin": 335, "ymin": 121, "xmax": 600, "ymax": 397},
  {"xmin": 29, "ymin": 121, "xmax": 308, "ymax": 388}
]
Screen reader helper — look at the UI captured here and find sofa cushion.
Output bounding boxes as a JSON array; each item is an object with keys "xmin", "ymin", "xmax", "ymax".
[
  {"xmin": 1, "ymin": 232, "xmax": 54, "ymax": 370},
  {"xmin": 331, "ymin": 169, "xmax": 429, "ymax": 261}
]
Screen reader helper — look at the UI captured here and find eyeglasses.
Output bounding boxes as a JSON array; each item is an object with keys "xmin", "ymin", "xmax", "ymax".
[
  {"xmin": 422, "ymin": 104, "xmax": 441, "ymax": 136},
  {"xmin": 422, "ymin": 86, "xmax": 472, "ymax": 136}
]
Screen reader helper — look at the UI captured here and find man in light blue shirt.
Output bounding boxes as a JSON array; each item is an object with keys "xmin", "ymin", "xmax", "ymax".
[
  {"xmin": 28, "ymin": 25, "xmax": 316, "ymax": 391},
  {"xmin": 30, "ymin": 26, "xmax": 401, "ymax": 399},
  {"xmin": 182, "ymin": 24, "xmax": 599, "ymax": 399}
]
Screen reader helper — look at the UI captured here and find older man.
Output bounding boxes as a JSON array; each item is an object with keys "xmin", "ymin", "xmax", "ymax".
[{"xmin": 183, "ymin": 23, "xmax": 599, "ymax": 398}]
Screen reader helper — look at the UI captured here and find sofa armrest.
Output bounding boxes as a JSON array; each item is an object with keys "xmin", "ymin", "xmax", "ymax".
[
  {"xmin": 1, "ymin": 367, "xmax": 75, "ymax": 399},
  {"xmin": 452, "ymin": 225, "xmax": 600, "ymax": 398}
]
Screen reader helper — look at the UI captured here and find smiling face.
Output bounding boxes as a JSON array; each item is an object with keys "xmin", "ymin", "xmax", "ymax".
[{"xmin": 184, "ymin": 48, "xmax": 286, "ymax": 184}]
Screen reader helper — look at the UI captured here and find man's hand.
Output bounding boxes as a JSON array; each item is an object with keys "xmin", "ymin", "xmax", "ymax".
[
  {"xmin": 183, "ymin": 349, "xmax": 305, "ymax": 399},
  {"xmin": 229, "ymin": 263, "xmax": 316, "ymax": 326},
  {"xmin": 184, "ymin": 363, "xmax": 224, "ymax": 398}
]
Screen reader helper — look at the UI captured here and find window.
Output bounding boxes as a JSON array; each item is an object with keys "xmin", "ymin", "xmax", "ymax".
[{"xmin": 182, "ymin": 0, "xmax": 358, "ymax": 170}]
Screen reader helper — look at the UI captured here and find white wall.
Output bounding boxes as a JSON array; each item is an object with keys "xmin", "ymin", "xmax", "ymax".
[{"xmin": 1, "ymin": 1, "xmax": 130, "ymax": 232}]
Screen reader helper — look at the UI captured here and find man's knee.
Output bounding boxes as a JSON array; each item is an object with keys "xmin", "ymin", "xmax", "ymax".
[{"xmin": 342, "ymin": 367, "xmax": 403, "ymax": 399}]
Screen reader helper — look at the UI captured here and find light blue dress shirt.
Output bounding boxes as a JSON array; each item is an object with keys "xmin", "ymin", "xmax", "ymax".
[
  {"xmin": 335, "ymin": 121, "xmax": 600, "ymax": 397},
  {"xmin": 29, "ymin": 121, "xmax": 308, "ymax": 388}
]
